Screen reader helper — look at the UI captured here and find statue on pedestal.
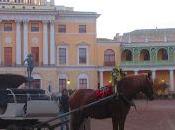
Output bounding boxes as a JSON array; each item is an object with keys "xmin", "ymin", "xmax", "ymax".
[{"xmin": 24, "ymin": 54, "xmax": 34, "ymax": 88}]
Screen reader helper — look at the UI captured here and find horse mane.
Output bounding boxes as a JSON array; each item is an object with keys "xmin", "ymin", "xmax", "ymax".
[{"xmin": 117, "ymin": 73, "xmax": 149, "ymax": 96}]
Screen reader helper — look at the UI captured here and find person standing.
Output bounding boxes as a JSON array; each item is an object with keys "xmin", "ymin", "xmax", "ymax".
[{"xmin": 59, "ymin": 89, "xmax": 69, "ymax": 130}]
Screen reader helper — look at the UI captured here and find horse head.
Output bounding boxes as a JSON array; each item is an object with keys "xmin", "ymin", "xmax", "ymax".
[{"xmin": 141, "ymin": 72, "xmax": 154, "ymax": 100}]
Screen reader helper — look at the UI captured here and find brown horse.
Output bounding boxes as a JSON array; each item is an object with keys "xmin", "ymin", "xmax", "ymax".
[{"xmin": 69, "ymin": 73, "xmax": 154, "ymax": 130}]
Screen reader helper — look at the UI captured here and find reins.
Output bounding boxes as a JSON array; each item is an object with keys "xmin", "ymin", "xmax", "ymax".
[{"xmin": 34, "ymin": 94, "xmax": 116, "ymax": 128}]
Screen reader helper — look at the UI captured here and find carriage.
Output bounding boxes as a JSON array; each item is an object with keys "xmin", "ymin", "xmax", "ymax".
[{"xmin": 0, "ymin": 74, "xmax": 60, "ymax": 130}]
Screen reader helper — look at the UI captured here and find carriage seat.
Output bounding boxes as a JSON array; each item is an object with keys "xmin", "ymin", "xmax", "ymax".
[
  {"xmin": 0, "ymin": 103, "xmax": 25, "ymax": 118},
  {"xmin": 96, "ymin": 85, "xmax": 113, "ymax": 99},
  {"xmin": 26, "ymin": 100, "xmax": 59, "ymax": 117}
]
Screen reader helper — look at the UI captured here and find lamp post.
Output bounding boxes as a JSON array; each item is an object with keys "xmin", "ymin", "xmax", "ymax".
[
  {"xmin": 67, "ymin": 79, "xmax": 70, "ymax": 89},
  {"xmin": 108, "ymin": 80, "xmax": 112, "ymax": 84},
  {"xmin": 112, "ymin": 68, "xmax": 118, "ymax": 93}
]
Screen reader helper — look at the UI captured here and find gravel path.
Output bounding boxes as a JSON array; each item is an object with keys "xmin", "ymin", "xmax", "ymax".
[{"xmin": 91, "ymin": 100, "xmax": 175, "ymax": 130}]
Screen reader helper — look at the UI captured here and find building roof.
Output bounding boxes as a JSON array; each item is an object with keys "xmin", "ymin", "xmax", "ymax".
[
  {"xmin": 114, "ymin": 28, "xmax": 175, "ymax": 43},
  {"xmin": 97, "ymin": 38, "xmax": 118, "ymax": 43},
  {"xmin": 0, "ymin": 0, "xmax": 51, "ymax": 6},
  {"xmin": 58, "ymin": 10, "xmax": 100, "ymax": 18}
]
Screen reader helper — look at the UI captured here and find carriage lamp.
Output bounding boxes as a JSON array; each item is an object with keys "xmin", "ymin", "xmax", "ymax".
[{"xmin": 67, "ymin": 80, "xmax": 71, "ymax": 85}]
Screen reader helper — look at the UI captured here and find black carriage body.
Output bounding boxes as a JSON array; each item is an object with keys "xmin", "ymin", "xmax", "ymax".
[{"xmin": 0, "ymin": 74, "xmax": 54, "ymax": 129}]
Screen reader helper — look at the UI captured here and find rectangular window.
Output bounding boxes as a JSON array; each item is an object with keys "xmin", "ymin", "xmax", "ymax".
[
  {"xmin": 58, "ymin": 25, "xmax": 66, "ymax": 33},
  {"xmin": 79, "ymin": 25, "xmax": 86, "ymax": 33},
  {"xmin": 79, "ymin": 48, "xmax": 87, "ymax": 64},
  {"xmin": 4, "ymin": 47, "xmax": 12, "ymax": 66},
  {"xmin": 59, "ymin": 48, "xmax": 66, "ymax": 65},
  {"xmin": 31, "ymin": 47, "xmax": 39, "ymax": 66},
  {"xmin": 4, "ymin": 23, "xmax": 12, "ymax": 31},
  {"xmin": 79, "ymin": 79, "xmax": 87, "ymax": 89},
  {"xmin": 31, "ymin": 23, "xmax": 39, "ymax": 32},
  {"xmin": 59, "ymin": 79, "xmax": 67, "ymax": 92}
]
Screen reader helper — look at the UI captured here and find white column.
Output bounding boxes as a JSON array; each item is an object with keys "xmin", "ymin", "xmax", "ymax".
[
  {"xmin": 134, "ymin": 70, "xmax": 138, "ymax": 75},
  {"xmin": 16, "ymin": 20, "xmax": 21, "ymax": 65},
  {"xmin": 23, "ymin": 20, "xmax": 28, "ymax": 61},
  {"xmin": 50, "ymin": 21, "xmax": 55, "ymax": 65},
  {"xmin": 152, "ymin": 70, "xmax": 156, "ymax": 81},
  {"xmin": 50, "ymin": 0, "xmax": 55, "ymax": 5},
  {"xmin": 169, "ymin": 70, "xmax": 174, "ymax": 91},
  {"xmin": 43, "ymin": 21, "xmax": 48, "ymax": 65},
  {"xmin": 40, "ymin": 0, "xmax": 45, "ymax": 5},
  {"xmin": 100, "ymin": 71, "xmax": 103, "ymax": 87}
]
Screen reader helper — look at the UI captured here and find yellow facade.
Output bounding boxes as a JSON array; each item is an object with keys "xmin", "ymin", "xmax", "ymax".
[{"xmin": 0, "ymin": 1, "xmax": 121, "ymax": 92}]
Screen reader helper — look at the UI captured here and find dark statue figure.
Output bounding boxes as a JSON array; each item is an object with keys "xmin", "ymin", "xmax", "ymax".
[{"xmin": 24, "ymin": 54, "xmax": 34, "ymax": 88}]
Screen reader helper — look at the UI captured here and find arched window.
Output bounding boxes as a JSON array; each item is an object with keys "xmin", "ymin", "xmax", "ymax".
[
  {"xmin": 78, "ymin": 74, "xmax": 89, "ymax": 89},
  {"xmin": 104, "ymin": 49, "xmax": 115, "ymax": 66},
  {"xmin": 157, "ymin": 48, "xmax": 168, "ymax": 60},
  {"xmin": 121, "ymin": 49, "xmax": 132, "ymax": 61},
  {"xmin": 140, "ymin": 49, "xmax": 150, "ymax": 61}
]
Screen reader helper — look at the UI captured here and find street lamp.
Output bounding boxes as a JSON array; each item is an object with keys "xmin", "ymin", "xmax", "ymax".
[
  {"xmin": 67, "ymin": 79, "xmax": 70, "ymax": 89},
  {"xmin": 161, "ymin": 79, "xmax": 165, "ymax": 83},
  {"xmin": 108, "ymin": 80, "xmax": 112, "ymax": 84}
]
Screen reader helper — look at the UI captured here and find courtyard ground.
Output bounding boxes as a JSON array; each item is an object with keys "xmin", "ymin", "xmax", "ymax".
[{"xmin": 91, "ymin": 100, "xmax": 175, "ymax": 130}]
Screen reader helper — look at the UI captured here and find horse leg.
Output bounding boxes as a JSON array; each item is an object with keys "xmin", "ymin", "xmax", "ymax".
[
  {"xmin": 119, "ymin": 108, "xmax": 130, "ymax": 130},
  {"xmin": 112, "ymin": 116, "xmax": 119, "ymax": 130},
  {"xmin": 119, "ymin": 116, "xmax": 125, "ymax": 130},
  {"xmin": 70, "ymin": 112, "xmax": 79, "ymax": 130},
  {"xmin": 70, "ymin": 111, "xmax": 85, "ymax": 130},
  {"xmin": 118, "ymin": 114, "xmax": 123, "ymax": 130}
]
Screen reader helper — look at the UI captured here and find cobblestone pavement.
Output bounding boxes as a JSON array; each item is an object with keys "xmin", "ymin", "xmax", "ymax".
[{"xmin": 91, "ymin": 100, "xmax": 175, "ymax": 130}]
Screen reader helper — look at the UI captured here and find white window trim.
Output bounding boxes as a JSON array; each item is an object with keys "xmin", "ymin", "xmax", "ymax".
[
  {"xmin": 58, "ymin": 73, "xmax": 68, "ymax": 92},
  {"xmin": 77, "ymin": 45, "xmax": 89, "ymax": 65},
  {"xmin": 77, "ymin": 73, "xmax": 89, "ymax": 89},
  {"xmin": 57, "ymin": 46, "xmax": 68, "ymax": 66}
]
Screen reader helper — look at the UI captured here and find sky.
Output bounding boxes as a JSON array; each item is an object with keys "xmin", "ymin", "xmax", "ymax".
[{"xmin": 56, "ymin": 0, "xmax": 175, "ymax": 39}]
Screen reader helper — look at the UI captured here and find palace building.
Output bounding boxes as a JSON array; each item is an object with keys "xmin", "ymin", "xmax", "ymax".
[
  {"xmin": 0, "ymin": 0, "xmax": 120, "ymax": 92},
  {"xmin": 115, "ymin": 29, "xmax": 175, "ymax": 95},
  {"xmin": 1, "ymin": 0, "xmax": 174, "ymax": 95}
]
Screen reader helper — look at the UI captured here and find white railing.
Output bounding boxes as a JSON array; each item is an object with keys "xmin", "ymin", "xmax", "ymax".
[
  {"xmin": 0, "ymin": 0, "xmax": 53, "ymax": 6},
  {"xmin": 6, "ymin": 88, "xmax": 17, "ymax": 103}
]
